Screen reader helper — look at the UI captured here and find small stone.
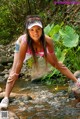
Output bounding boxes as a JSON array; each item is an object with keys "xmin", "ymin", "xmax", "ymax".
[{"xmin": 19, "ymin": 102, "xmax": 25, "ymax": 106}]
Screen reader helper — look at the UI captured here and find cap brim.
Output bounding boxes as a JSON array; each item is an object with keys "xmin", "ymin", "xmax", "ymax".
[{"xmin": 28, "ymin": 21, "xmax": 42, "ymax": 29}]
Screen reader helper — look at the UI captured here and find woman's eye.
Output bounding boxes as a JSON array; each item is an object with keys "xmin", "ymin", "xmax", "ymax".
[
  {"xmin": 37, "ymin": 28, "xmax": 40, "ymax": 30},
  {"xmin": 30, "ymin": 29, "xmax": 34, "ymax": 31}
]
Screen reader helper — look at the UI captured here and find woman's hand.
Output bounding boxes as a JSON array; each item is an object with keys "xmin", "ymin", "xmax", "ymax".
[
  {"xmin": 75, "ymin": 78, "xmax": 80, "ymax": 87},
  {"xmin": 7, "ymin": 73, "xmax": 19, "ymax": 83}
]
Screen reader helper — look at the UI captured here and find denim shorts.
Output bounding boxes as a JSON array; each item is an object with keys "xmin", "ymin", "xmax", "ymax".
[{"xmin": 14, "ymin": 43, "xmax": 20, "ymax": 52}]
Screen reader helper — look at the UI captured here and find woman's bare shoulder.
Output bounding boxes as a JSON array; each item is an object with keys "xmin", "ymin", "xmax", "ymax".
[{"xmin": 18, "ymin": 34, "xmax": 27, "ymax": 42}]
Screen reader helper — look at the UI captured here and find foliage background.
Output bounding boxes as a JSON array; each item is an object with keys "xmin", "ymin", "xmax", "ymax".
[{"xmin": 0, "ymin": 0, "xmax": 80, "ymax": 44}]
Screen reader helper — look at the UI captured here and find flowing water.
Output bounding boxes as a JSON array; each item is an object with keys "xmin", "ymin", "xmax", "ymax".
[{"xmin": 0, "ymin": 79, "xmax": 80, "ymax": 119}]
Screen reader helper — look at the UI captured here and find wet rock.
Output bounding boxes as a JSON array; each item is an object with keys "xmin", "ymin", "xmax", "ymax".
[
  {"xmin": 10, "ymin": 95, "xmax": 33, "ymax": 106},
  {"xmin": 0, "ymin": 72, "xmax": 5, "ymax": 76},
  {"xmin": 2, "ymin": 69, "xmax": 9, "ymax": 74},
  {"xmin": 27, "ymin": 106, "xmax": 35, "ymax": 112},
  {"xmin": 18, "ymin": 106, "xmax": 26, "ymax": 111},
  {"xmin": 17, "ymin": 95, "xmax": 33, "ymax": 102},
  {"xmin": 0, "ymin": 76, "xmax": 4, "ymax": 82},
  {"xmin": 68, "ymin": 92, "xmax": 75, "ymax": 98},
  {"xmin": 0, "ymin": 92, "xmax": 32, "ymax": 100},
  {"xmin": 4, "ymin": 74, "xmax": 9, "ymax": 80},
  {"xmin": 34, "ymin": 104, "xmax": 44, "ymax": 109},
  {"xmin": 76, "ymin": 102, "xmax": 80, "ymax": 108},
  {"xmin": 0, "ymin": 92, "xmax": 16, "ymax": 99},
  {"xmin": 0, "ymin": 64, "xmax": 4, "ymax": 71}
]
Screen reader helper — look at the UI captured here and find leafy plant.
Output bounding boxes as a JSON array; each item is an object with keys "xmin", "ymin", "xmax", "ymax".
[
  {"xmin": 27, "ymin": 57, "xmax": 34, "ymax": 68},
  {"xmin": 43, "ymin": 23, "xmax": 79, "ymax": 84}
]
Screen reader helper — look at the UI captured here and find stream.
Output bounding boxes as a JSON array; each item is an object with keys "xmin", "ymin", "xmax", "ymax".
[{"xmin": 0, "ymin": 78, "xmax": 80, "ymax": 119}]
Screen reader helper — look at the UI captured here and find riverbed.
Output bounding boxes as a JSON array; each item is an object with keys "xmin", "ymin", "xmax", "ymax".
[{"xmin": 0, "ymin": 79, "xmax": 80, "ymax": 119}]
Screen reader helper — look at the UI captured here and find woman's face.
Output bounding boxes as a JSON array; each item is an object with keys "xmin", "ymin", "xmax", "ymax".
[{"xmin": 28, "ymin": 26, "xmax": 42, "ymax": 42}]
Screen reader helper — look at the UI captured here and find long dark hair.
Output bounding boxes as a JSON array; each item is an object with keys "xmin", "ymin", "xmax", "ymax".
[{"xmin": 25, "ymin": 15, "xmax": 47, "ymax": 66}]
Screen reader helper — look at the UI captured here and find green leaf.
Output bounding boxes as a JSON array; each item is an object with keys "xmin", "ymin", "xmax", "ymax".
[
  {"xmin": 44, "ymin": 24, "xmax": 61, "ymax": 41},
  {"xmin": 55, "ymin": 47, "xmax": 67, "ymax": 62},
  {"xmin": 59, "ymin": 25, "xmax": 79, "ymax": 48},
  {"xmin": 49, "ymin": 48, "xmax": 67, "ymax": 77},
  {"xmin": 44, "ymin": 24, "xmax": 51, "ymax": 35},
  {"xmin": 49, "ymin": 24, "xmax": 61, "ymax": 37},
  {"xmin": 52, "ymin": 33, "xmax": 60, "ymax": 41}
]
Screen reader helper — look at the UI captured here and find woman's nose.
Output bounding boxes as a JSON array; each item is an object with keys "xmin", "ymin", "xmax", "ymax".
[{"xmin": 34, "ymin": 30, "xmax": 38, "ymax": 34}]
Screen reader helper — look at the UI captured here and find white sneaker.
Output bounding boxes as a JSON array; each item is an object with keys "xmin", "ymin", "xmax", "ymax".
[{"xmin": 0, "ymin": 97, "xmax": 9, "ymax": 109}]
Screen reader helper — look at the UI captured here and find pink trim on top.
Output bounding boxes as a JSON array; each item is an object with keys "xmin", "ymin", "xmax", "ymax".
[{"xmin": 22, "ymin": 35, "xmax": 54, "ymax": 57}]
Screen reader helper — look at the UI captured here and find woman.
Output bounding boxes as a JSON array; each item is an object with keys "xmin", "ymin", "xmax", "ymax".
[{"xmin": 0, "ymin": 15, "xmax": 80, "ymax": 109}]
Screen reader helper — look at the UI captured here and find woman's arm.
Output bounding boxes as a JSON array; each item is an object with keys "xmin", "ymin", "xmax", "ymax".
[
  {"xmin": 10, "ymin": 36, "xmax": 23, "ymax": 74},
  {"xmin": 5, "ymin": 41, "xmax": 27, "ymax": 97},
  {"xmin": 12, "ymin": 40, "xmax": 27, "ymax": 76},
  {"xmin": 9, "ymin": 34, "xmax": 27, "ymax": 75}
]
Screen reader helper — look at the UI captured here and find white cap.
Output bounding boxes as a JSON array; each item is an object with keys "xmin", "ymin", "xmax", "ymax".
[{"xmin": 28, "ymin": 21, "xmax": 43, "ymax": 29}]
